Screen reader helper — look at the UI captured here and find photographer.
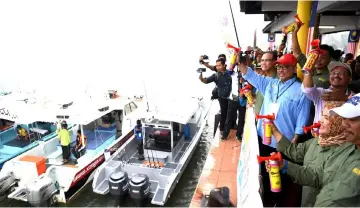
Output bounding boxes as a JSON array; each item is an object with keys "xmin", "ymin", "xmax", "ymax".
[
  {"xmin": 199, "ymin": 58, "xmax": 232, "ymax": 136},
  {"xmin": 199, "ymin": 54, "xmax": 227, "ymax": 71}
]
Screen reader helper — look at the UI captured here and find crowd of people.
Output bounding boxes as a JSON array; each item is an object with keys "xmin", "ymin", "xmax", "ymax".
[{"xmin": 198, "ymin": 23, "xmax": 360, "ymax": 207}]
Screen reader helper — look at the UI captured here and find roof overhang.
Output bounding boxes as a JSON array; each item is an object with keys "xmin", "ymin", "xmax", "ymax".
[
  {"xmin": 260, "ymin": 1, "xmax": 360, "ymax": 35},
  {"xmin": 239, "ymin": 1, "xmax": 295, "ymax": 21},
  {"xmin": 263, "ymin": 13, "xmax": 360, "ymax": 35}
]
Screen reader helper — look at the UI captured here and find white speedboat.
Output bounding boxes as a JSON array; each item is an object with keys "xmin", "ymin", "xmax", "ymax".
[
  {"xmin": 92, "ymin": 96, "xmax": 212, "ymax": 206},
  {"xmin": 1, "ymin": 94, "xmax": 142, "ymax": 207},
  {"xmin": 0, "ymin": 92, "xmax": 64, "ymax": 169}
]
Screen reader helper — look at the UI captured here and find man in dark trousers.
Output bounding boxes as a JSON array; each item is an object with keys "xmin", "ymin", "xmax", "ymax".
[
  {"xmin": 199, "ymin": 58, "xmax": 232, "ymax": 136},
  {"xmin": 221, "ymin": 58, "xmax": 246, "ymax": 141},
  {"xmin": 134, "ymin": 119, "xmax": 145, "ymax": 160}
]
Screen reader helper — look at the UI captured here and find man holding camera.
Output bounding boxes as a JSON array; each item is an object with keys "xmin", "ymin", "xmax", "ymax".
[
  {"xmin": 199, "ymin": 58, "xmax": 232, "ymax": 136},
  {"xmin": 199, "ymin": 54, "xmax": 227, "ymax": 71}
]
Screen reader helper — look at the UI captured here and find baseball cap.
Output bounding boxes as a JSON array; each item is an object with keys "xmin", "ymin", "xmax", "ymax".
[
  {"xmin": 328, "ymin": 61, "xmax": 352, "ymax": 76},
  {"xmin": 329, "ymin": 93, "xmax": 360, "ymax": 118},
  {"xmin": 275, "ymin": 54, "xmax": 297, "ymax": 66}
]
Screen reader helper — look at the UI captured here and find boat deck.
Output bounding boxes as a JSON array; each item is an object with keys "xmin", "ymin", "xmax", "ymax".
[{"xmin": 190, "ymin": 129, "xmax": 240, "ymax": 207}]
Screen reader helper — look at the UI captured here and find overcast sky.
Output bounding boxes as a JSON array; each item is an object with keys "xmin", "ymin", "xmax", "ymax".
[{"xmin": 0, "ymin": 0, "xmax": 270, "ymax": 99}]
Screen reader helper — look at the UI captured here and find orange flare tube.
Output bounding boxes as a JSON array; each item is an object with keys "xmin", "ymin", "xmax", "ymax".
[
  {"xmin": 230, "ymin": 53, "xmax": 237, "ymax": 65},
  {"xmin": 257, "ymin": 152, "xmax": 282, "ymax": 164},
  {"xmin": 302, "ymin": 39, "xmax": 327, "ymax": 74},
  {"xmin": 282, "ymin": 14, "xmax": 303, "ymax": 35},
  {"xmin": 255, "ymin": 113, "xmax": 275, "ymax": 121},
  {"xmin": 256, "ymin": 113, "xmax": 275, "ymax": 145},
  {"xmin": 240, "ymin": 85, "xmax": 254, "ymax": 104},
  {"xmin": 226, "ymin": 43, "xmax": 241, "ymax": 53},
  {"xmin": 303, "ymin": 122, "xmax": 321, "ymax": 133}
]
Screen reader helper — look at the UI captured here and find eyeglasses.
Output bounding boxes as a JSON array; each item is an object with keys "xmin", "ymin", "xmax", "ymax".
[{"xmin": 276, "ymin": 65, "xmax": 294, "ymax": 71}]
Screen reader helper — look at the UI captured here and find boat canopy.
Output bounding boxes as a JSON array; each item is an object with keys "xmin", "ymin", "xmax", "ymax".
[
  {"xmin": 141, "ymin": 98, "xmax": 199, "ymax": 125},
  {"xmin": 54, "ymin": 97, "xmax": 132, "ymax": 125},
  {"xmin": 0, "ymin": 101, "xmax": 56, "ymax": 124},
  {"xmin": 0, "ymin": 92, "xmax": 134, "ymax": 125}
]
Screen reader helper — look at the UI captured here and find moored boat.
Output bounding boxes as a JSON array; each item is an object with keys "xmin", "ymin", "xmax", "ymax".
[
  {"xmin": 2, "ymin": 94, "xmax": 142, "ymax": 206},
  {"xmin": 92, "ymin": 96, "xmax": 212, "ymax": 206}
]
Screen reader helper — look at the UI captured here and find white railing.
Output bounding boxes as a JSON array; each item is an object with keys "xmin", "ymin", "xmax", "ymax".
[{"xmin": 237, "ymin": 107, "xmax": 263, "ymax": 208}]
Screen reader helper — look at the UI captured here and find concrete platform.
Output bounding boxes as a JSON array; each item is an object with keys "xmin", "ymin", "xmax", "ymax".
[{"xmin": 190, "ymin": 129, "xmax": 240, "ymax": 207}]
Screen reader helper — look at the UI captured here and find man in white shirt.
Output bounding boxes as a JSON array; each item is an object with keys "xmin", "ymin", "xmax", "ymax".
[
  {"xmin": 302, "ymin": 61, "xmax": 352, "ymax": 123},
  {"xmin": 221, "ymin": 65, "xmax": 246, "ymax": 141}
]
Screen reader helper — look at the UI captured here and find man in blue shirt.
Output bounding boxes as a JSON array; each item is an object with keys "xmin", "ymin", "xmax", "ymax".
[
  {"xmin": 134, "ymin": 119, "xmax": 145, "ymax": 160},
  {"xmin": 239, "ymin": 53, "xmax": 311, "ymax": 207},
  {"xmin": 200, "ymin": 59, "xmax": 232, "ymax": 136}
]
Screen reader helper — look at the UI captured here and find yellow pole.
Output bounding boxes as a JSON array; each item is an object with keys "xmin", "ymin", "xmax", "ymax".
[{"xmin": 296, "ymin": 0, "xmax": 312, "ymax": 80}]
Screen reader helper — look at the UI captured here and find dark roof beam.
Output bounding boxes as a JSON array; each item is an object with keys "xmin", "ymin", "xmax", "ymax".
[{"xmin": 261, "ymin": 1, "xmax": 297, "ymax": 12}]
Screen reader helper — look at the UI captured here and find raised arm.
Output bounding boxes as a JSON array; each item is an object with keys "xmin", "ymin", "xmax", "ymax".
[
  {"xmin": 203, "ymin": 63, "xmax": 216, "ymax": 71},
  {"xmin": 238, "ymin": 63, "xmax": 273, "ymax": 96},
  {"xmin": 302, "ymin": 68, "xmax": 314, "ymax": 88},
  {"xmin": 199, "ymin": 56, "xmax": 216, "ymax": 71},
  {"xmin": 292, "ymin": 25, "xmax": 302, "ymax": 58}
]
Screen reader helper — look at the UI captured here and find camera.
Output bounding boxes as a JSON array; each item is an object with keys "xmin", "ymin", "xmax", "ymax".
[
  {"xmin": 197, "ymin": 68, "xmax": 206, "ymax": 73},
  {"xmin": 199, "ymin": 55, "xmax": 209, "ymax": 64},
  {"xmin": 244, "ymin": 50, "xmax": 252, "ymax": 55},
  {"xmin": 238, "ymin": 51, "xmax": 247, "ymax": 64}
]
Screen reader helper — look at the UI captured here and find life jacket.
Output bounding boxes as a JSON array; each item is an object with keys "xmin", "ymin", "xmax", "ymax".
[
  {"xmin": 77, "ymin": 134, "xmax": 87, "ymax": 148},
  {"xmin": 18, "ymin": 128, "xmax": 27, "ymax": 137},
  {"xmin": 134, "ymin": 124, "xmax": 142, "ymax": 141}
]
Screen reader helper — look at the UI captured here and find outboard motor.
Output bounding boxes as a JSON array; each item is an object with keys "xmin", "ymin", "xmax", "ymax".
[
  {"xmin": 108, "ymin": 171, "xmax": 129, "ymax": 206},
  {"xmin": 27, "ymin": 177, "xmax": 57, "ymax": 207},
  {"xmin": 129, "ymin": 174, "xmax": 150, "ymax": 207},
  {"xmin": 0, "ymin": 172, "xmax": 16, "ymax": 199}
]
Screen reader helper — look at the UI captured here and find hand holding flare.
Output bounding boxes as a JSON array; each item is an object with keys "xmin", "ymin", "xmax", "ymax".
[
  {"xmin": 282, "ymin": 14, "xmax": 303, "ymax": 35},
  {"xmin": 240, "ymin": 84, "xmax": 254, "ymax": 104},
  {"xmin": 256, "ymin": 113, "xmax": 275, "ymax": 145},
  {"xmin": 226, "ymin": 43, "xmax": 241, "ymax": 68},
  {"xmin": 258, "ymin": 152, "xmax": 283, "ymax": 193},
  {"xmin": 302, "ymin": 39, "xmax": 327, "ymax": 74}
]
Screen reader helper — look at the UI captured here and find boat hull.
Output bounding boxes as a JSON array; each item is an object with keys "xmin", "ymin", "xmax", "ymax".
[
  {"xmin": 91, "ymin": 98, "xmax": 213, "ymax": 206},
  {"xmin": 61, "ymin": 130, "xmax": 135, "ymax": 203},
  {"xmin": 158, "ymin": 101, "xmax": 212, "ymax": 205}
]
